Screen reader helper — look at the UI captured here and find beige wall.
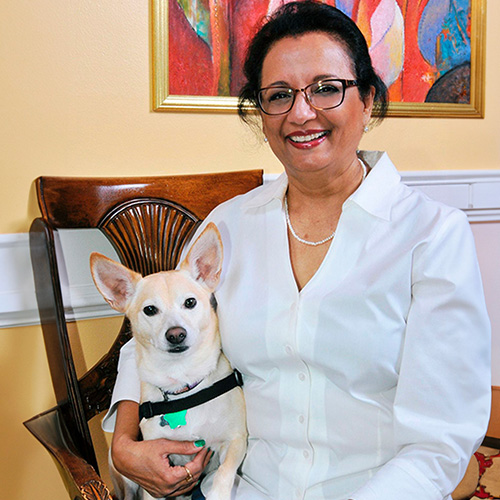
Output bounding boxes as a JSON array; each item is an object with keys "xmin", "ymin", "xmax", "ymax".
[
  {"xmin": 1, "ymin": 1, "xmax": 499, "ymax": 499},
  {"xmin": 1, "ymin": 1, "xmax": 499, "ymax": 235}
]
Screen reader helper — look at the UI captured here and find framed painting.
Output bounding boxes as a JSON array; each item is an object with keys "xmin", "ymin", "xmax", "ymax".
[{"xmin": 152, "ymin": 0, "xmax": 486, "ymax": 117}]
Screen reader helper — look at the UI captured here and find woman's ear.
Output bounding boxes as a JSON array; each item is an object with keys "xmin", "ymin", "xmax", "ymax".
[
  {"xmin": 262, "ymin": 122, "xmax": 268, "ymax": 143},
  {"xmin": 362, "ymin": 86, "xmax": 376, "ymax": 128}
]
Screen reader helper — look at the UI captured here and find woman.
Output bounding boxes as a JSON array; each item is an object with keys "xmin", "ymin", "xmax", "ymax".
[{"xmin": 104, "ymin": 2, "xmax": 491, "ymax": 499}]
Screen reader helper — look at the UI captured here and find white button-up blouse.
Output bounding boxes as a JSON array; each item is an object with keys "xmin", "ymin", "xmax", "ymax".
[{"xmin": 103, "ymin": 151, "xmax": 491, "ymax": 500}]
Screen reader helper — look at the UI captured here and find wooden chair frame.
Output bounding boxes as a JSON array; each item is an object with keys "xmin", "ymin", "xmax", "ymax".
[{"xmin": 24, "ymin": 171, "xmax": 263, "ymax": 500}]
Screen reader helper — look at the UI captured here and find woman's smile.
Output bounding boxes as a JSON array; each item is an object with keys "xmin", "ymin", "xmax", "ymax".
[{"xmin": 286, "ymin": 130, "xmax": 330, "ymax": 148}]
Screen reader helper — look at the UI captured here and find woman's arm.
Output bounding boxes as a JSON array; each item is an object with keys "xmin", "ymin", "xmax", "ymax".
[
  {"xmin": 111, "ymin": 400, "xmax": 211, "ymax": 498},
  {"xmin": 351, "ymin": 210, "xmax": 491, "ymax": 500}
]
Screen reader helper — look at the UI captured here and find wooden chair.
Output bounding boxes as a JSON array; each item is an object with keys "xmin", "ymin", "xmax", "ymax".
[{"xmin": 23, "ymin": 171, "xmax": 263, "ymax": 500}]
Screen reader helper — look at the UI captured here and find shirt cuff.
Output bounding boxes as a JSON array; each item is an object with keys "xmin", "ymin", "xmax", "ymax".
[{"xmin": 101, "ymin": 338, "xmax": 140, "ymax": 432}]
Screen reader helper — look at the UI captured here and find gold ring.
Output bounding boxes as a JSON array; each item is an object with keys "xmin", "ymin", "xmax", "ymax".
[{"xmin": 183, "ymin": 465, "xmax": 194, "ymax": 484}]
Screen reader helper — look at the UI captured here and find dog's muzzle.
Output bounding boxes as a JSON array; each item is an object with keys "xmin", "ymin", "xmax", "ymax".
[{"xmin": 166, "ymin": 326, "xmax": 189, "ymax": 353}]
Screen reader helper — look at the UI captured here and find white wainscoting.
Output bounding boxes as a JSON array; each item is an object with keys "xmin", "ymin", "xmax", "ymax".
[
  {"xmin": 2, "ymin": 170, "xmax": 500, "ymax": 381},
  {"xmin": 0, "ymin": 229, "xmax": 121, "ymax": 329}
]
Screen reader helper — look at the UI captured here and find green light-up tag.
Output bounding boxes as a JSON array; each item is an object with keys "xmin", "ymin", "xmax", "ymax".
[{"xmin": 160, "ymin": 410, "xmax": 188, "ymax": 429}]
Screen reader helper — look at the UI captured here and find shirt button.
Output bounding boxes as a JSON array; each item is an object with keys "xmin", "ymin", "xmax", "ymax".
[
  {"xmin": 298, "ymin": 415, "xmax": 305, "ymax": 424},
  {"xmin": 298, "ymin": 372, "xmax": 306, "ymax": 381},
  {"xmin": 303, "ymin": 450, "xmax": 310, "ymax": 459},
  {"xmin": 285, "ymin": 345, "xmax": 293, "ymax": 355}
]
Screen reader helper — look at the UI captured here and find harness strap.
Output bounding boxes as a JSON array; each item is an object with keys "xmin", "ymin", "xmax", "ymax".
[{"xmin": 139, "ymin": 370, "xmax": 243, "ymax": 421}]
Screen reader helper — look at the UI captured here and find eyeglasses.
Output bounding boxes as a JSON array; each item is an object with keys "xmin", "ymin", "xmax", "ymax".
[{"xmin": 256, "ymin": 78, "xmax": 358, "ymax": 115}]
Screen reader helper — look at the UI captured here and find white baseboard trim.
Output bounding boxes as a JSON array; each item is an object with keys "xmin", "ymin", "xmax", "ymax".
[{"xmin": 3, "ymin": 169, "xmax": 500, "ymax": 329}]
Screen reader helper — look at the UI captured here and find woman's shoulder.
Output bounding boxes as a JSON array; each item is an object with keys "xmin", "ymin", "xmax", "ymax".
[
  {"xmin": 368, "ymin": 151, "xmax": 466, "ymax": 222},
  {"xmin": 391, "ymin": 179, "xmax": 473, "ymax": 257},
  {"xmin": 364, "ymin": 152, "xmax": 470, "ymax": 242},
  {"xmin": 207, "ymin": 173, "xmax": 287, "ymax": 222},
  {"xmin": 399, "ymin": 177, "xmax": 467, "ymax": 226}
]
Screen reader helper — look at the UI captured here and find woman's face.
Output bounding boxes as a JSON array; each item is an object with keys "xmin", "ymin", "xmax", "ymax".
[{"xmin": 260, "ymin": 32, "xmax": 374, "ymax": 178}]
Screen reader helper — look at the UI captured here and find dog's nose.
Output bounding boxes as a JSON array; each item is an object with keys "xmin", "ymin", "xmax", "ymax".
[{"xmin": 166, "ymin": 326, "xmax": 187, "ymax": 345}]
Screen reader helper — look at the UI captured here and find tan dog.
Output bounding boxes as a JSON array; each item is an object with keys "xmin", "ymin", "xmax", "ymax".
[{"xmin": 90, "ymin": 223, "xmax": 247, "ymax": 500}]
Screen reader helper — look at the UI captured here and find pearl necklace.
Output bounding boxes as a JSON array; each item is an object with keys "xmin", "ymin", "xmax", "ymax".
[{"xmin": 285, "ymin": 159, "xmax": 368, "ymax": 247}]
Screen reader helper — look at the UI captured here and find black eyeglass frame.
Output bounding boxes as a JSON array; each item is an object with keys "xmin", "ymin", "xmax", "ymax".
[{"xmin": 256, "ymin": 78, "xmax": 358, "ymax": 116}]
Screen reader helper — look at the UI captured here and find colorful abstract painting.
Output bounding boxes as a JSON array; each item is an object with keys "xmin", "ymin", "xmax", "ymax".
[{"xmin": 155, "ymin": 0, "xmax": 484, "ymax": 115}]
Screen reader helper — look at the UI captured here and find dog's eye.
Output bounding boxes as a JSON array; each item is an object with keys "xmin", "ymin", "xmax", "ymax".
[
  {"xmin": 143, "ymin": 305, "xmax": 158, "ymax": 317},
  {"xmin": 184, "ymin": 298, "xmax": 197, "ymax": 309}
]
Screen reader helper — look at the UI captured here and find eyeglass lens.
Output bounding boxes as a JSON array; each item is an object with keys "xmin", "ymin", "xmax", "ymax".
[{"xmin": 258, "ymin": 79, "xmax": 347, "ymax": 115}]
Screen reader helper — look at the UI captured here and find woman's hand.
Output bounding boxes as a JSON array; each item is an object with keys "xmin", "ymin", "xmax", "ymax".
[
  {"xmin": 112, "ymin": 434, "xmax": 211, "ymax": 497},
  {"xmin": 111, "ymin": 400, "xmax": 212, "ymax": 498}
]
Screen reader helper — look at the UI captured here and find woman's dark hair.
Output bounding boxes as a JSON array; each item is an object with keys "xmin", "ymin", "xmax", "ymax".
[{"xmin": 238, "ymin": 0, "xmax": 388, "ymax": 124}]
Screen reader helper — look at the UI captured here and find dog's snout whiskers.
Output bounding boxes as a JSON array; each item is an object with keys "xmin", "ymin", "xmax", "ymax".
[{"xmin": 166, "ymin": 326, "xmax": 187, "ymax": 345}]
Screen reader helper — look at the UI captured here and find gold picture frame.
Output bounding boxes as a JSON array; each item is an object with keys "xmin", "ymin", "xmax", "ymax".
[{"xmin": 152, "ymin": 0, "xmax": 486, "ymax": 117}]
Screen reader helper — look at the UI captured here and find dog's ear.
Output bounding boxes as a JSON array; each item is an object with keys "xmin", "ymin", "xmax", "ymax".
[
  {"xmin": 180, "ymin": 222, "xmax": 223, "ymax": 291},
  {"xmin": 90, "ymin": 253, "xmax": 141, "ymax": 313}
]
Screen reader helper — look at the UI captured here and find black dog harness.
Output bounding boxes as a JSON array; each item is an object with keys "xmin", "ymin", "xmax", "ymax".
[{"xmin": 139, "ymin": 370, "xmax": 243, "ymax": 421}]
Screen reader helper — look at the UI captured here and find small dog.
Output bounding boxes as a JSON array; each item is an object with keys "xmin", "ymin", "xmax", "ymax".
[{"xmin": 90, "ymin": 223, "xmax": 247, "ymax": 500}]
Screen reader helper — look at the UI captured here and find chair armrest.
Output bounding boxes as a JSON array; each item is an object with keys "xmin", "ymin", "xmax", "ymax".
[
  {"xmin": 24, "ymin": 407, "xmax": 112, "ymax": 500},
  {"xmin": 483, "ymin": 435, "xmax": 500, "ymax": 448}
]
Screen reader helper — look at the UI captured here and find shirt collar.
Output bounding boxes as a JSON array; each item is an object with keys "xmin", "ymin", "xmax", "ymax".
[
  {"xmin": 348, "ymin": 151, "xmax": 402, "ymax": 221},
  {"xmin": 241, "ymin": 151, "xmax": 402, "ymax": 221},
  {"xmin": 241, "ymin": 171, "xmax": 288, "ymax": 210}
]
